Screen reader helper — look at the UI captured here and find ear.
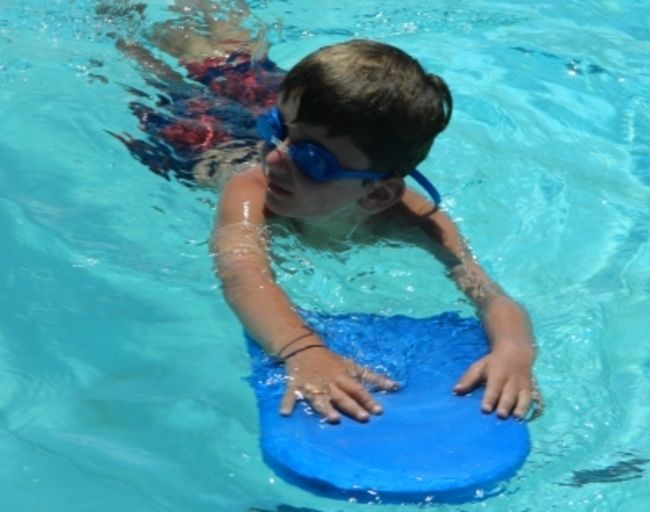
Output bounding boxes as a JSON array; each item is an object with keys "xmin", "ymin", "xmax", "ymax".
[{"xmin": 358, "ymin": 177, "xmax": 405, "ymax": 214}]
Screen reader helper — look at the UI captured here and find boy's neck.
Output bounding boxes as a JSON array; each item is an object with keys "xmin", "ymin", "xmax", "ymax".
[{"xmin": 292, "ymin": 207, "xmax": 372, "ymax": 242}]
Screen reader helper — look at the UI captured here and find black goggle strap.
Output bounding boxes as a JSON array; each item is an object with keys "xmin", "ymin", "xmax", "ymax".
[{"xmin": 409, "ymin": 169, "xmax": 442, "ymax": 206}]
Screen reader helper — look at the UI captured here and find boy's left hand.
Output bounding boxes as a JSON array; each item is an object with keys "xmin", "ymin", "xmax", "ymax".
[{"xmin": 453, "ymin": 341, "xmax": 540, "ymax": 420}]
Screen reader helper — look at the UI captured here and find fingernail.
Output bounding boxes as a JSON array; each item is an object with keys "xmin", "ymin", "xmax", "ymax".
[{"xmin": 371, "ymin": 404, "xmax": 383, "ymax": 414}]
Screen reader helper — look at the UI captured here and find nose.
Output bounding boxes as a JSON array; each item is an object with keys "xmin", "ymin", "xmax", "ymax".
[{"xmin": 264, "ymin": 140, "xmax": 293, "ymax": 171}]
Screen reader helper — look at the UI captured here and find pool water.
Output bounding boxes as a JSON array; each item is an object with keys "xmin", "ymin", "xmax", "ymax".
[{"xmin": 1, "ymin": 0, "xmax": 649, "ymax": 510}]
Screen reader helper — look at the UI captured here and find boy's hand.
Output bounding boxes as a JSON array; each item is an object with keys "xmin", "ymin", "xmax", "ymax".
[
  {"xmin": 453, "ymin": 341, "xmax": 541, "ymax": 420},
  {"xmin": 280, "ymin": 347, "xmax": 399, "ymax": 424}
]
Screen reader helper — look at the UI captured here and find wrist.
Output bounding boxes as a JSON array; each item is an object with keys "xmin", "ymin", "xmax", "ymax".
[
  {"xmin": 282, "ymin": 343, "xmax": 326, "ymax": 362},
  {"xmin": 491, "ymin": 338, "xmax": 535, "ymax": 359},
  {"xmin": 271, "ymin": 327, "xmax": 324, "ymax": 361}
]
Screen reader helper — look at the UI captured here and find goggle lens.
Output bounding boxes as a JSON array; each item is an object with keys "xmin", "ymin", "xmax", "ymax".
[
  {"xmin": 291, "ymin": 145, "xmax": 331, "ymax": 181},
  {"xmin": 256, "ymin": 109, "xmax": 284, "ymax": 144},
  {"xmin": 256, "ymin": 108, "xmax": 334, "ymax": 181}
]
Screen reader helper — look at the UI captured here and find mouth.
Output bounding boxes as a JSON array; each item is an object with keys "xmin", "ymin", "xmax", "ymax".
[
  {"xmin": 267, "ymin": 179, "xmax": 293, "ymax": 197},
  {"xmin": 264, "ymin": 167, "xmax": 294, "ymax": 197}
]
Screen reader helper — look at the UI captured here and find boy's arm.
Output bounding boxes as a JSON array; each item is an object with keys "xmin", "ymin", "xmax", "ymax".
[
  {"xmin": 211, "ymin": 168, "xmax": 397, "ymax": 423},
  {"xmin": 397, "ymin": 189, "xmax": 539, "ymax": 419}
]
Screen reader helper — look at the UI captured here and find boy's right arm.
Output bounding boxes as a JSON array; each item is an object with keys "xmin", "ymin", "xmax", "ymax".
[{"xmin": 211, "ymin": 168, "xmax": 397, "ymax": 423}]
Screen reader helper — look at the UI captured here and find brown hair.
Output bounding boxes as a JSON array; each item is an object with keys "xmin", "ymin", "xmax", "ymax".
[{"xmin": 279, "ymin": 39, "xmax": 452, "ymax": 175}]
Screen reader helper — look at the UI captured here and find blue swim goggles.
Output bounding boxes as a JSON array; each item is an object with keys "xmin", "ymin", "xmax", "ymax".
[{"xmin": 256, "ymin": 107, "xmax": 441, "ymax": 205}]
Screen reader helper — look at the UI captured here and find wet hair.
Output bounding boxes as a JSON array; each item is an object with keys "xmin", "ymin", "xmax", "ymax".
[{"xmin": 279, "ymin": 39, "xmax": 452, "ymax": 175}]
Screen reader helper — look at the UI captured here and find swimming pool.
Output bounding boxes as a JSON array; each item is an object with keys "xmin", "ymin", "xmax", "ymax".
[{"xmin": 1, "ymin": 0, "xmax": 649, "ymax": 510}]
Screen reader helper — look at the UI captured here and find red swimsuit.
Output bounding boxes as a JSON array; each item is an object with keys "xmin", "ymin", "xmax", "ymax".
[{"xmin": 156, "ymin": 50, "xmax": 282, "ymax": 151}]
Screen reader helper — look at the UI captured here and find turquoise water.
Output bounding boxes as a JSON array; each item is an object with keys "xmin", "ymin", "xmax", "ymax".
[{"xmin": 1, "ymin": 0, "xmax": 649, "ymax": 510}]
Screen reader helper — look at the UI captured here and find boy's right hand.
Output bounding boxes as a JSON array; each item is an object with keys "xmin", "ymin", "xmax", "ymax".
[{"xmin": 280, "ymin": 347, "xmax": 399, "ymax": 424}]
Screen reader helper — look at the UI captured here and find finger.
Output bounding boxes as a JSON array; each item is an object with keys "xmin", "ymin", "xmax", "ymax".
[
  {"xmin": 279, "ymin": 385, "xmax": 298, "ymax": 416},
  {"xmin": 512, "ymin": 388, "xmax": 532, "ymax": 420},
  {"xmin": 453, "ymin": 360, "xmax": 486, "ymax": 395},
  {"xmin": 481, "ymin": 376, "xmax": 504, "ymax": 414},
  {"xmin": 495, "ymin": 383, "xmax": 518, "ymax": 419},
  {"xmin": 358, "ymin": 367, "xmax": 399, "ymax": 392},
  {"xmin": 306, "ymin": 392, "xmax": 341, "ymax": 424},
  {"xmin": 329, "ymin": 384, "xmax": 370, "ymax": 422},
  {"xmin": 524, "ymin": 389, "xmax": 545, "ymax": 421},
  {"xmin": 337, "ymin": 377, "xmax": 383, "ymax": 415}
]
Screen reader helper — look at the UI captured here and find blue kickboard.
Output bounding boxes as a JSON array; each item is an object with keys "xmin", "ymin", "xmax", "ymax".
[{"xmin": 247, "ymin": 312, "xmax": 530, "ymax": 503}]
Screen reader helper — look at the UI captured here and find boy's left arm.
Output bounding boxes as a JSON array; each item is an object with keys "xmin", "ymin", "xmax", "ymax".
[{"xmin": 397, "ymin": 189, "xmax": 539, "ymax": 419}]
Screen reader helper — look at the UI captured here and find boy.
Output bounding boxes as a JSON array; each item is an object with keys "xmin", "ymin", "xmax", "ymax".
[
  {"xmin": 211, "ymin": 39, "xmax": 541, "ymax": 424},
  {"xmin": 107, "ymin": 0, "xmax": 541, "ymax": 424}
]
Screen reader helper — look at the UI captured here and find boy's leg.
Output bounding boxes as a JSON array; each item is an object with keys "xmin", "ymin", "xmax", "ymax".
[
  {"xmin": 196, "ymin": 0, "xmax": 248, "ymax": 34},
  {"xmin": 148, "ymin": 0, "xmax": 255, "ymax": 60},
  {"xmin": 116, "ymin": 38, "xmax": 186, "ymax": 84}
]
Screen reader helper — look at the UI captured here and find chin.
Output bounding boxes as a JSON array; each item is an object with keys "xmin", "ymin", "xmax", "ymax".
[{"xmin": 264, "ymin": 194, "xmax": 299, "ymax": 218}]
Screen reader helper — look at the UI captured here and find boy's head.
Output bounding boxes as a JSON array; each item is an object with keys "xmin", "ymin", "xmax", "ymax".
[{"xmin": 279, "ymin": 39, "xmax": 452, "ymax": 176}]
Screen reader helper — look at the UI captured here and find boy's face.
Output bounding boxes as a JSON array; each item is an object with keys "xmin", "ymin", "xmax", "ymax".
[{"xmin": 260, "ymin": 96, "xmax": 375, "ymax": 220}]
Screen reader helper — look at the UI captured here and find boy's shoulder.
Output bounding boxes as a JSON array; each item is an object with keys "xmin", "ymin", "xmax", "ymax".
[
  {"xmin": 369, "ymin": 189, "xmax": 449, "ymax": 244},
  {"xmin": 221, "ymin": 165, "xmax": 268, "ymax": 198},
  {"xmin": 219, "ymin": 166, "xmax": 268, "ymax": 223}
]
